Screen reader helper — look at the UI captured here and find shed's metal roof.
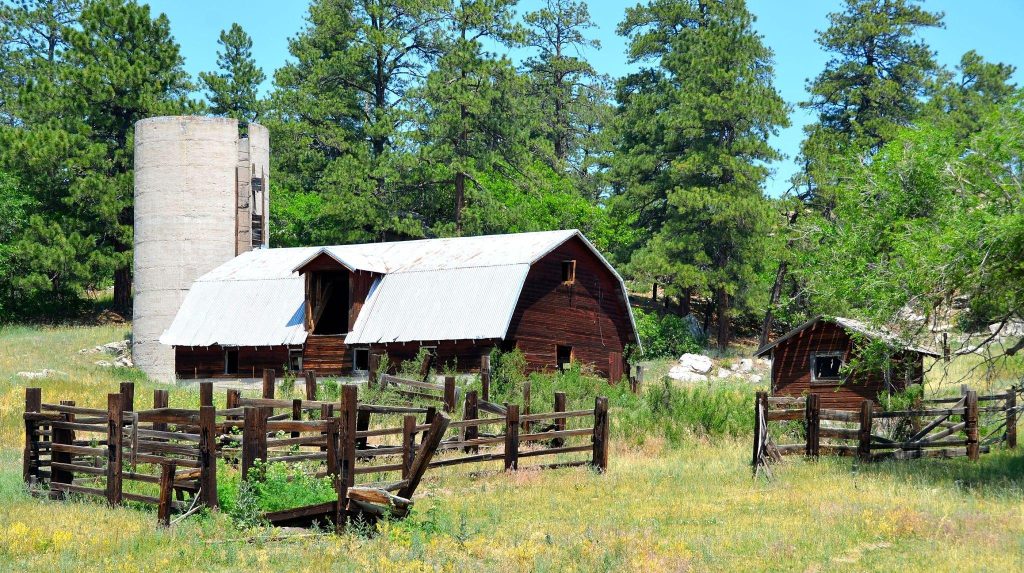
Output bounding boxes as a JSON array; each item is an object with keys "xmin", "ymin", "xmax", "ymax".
[
  {"xmin": 753, "ymin": 316, "xmax": 941, "ymax": 358},
  {"xmin": 160, "ymin": 230, "xmax": 639, "ymax": 349},
  {"xmin": 345, "ymin": 265, "xmax": 530, "ymax": 344}
]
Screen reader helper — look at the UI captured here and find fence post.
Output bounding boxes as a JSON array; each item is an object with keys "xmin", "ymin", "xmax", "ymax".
[
  {"xmin": 242, "ymin": 406, "xmax": 267, "ymax": 479},
  {"xmin": 443, "ymin": 376, "xmax": 456, "ymax": 413},
  {"xmin": 1006, "ymin": 386, "xmax": 1017, "ymax": 449},
  {"xmin": 199, "ymin": 405, "xmax": 218, "ymax": 508},
  {"xmin": 320, "ymin": 403, "xmax": 334, "ymax": 452},
  {"xmin": 966, "ymin": 390, "xmax": 979, "ymax": 461},
  {"xmin": 504, "ymin": 404, "xmax": 519, "ymax": 471},
  {"xmin": 631, "ymin": 365, "xmax": 644, "ymax": 394},
  {"xmin": 368, "ymin": 353, "xmax": 380, "ymax": 387},
  {"xmin": 521, "ymin": 381, "xmax": 531, "ymax": 432},
  {"xmin": 225, "ymin": 389, "xmax": 239, "ymax": 410},
  {"xmin": 402, "ymin": 415, "xmax": 416, "ymax": 478},
  {"xmin": 199, "ymin": 381, "xmax": 213, "ymax": 408},
  {"xmin": 119, "ymin": 382, "xmax": 135, "ymax": 412},
  {"xmin": 356, "ymin": 409, "xmax": 371, "ymax": 449},
  {"xmin": 326, "ymin": 418, "xmax": 339, "ymax": 480},
  {"xmin": 805, "ymin": 393, "xmax": 820, "ymax": 458},
  {"xmin": 553, "ymin": 392, "xmax": 566, "ymax": 448},
  {"xmin": 23, "ymin": 387, "xmax": 42, "ymax": 485},
  {"xmin": 481, "ymin": 353, "xmax": 491, "ymax": 402},
  {"xmin": 291, "ymin": 399, "xmax": 303, "ymax": 439},
  {"xmin": 858, "ymin": 400, "xmax": 874, "ymax": 462},
  {"xmin": 51, "ymin": 400, "xmax": 75, "ymax": 492},
  {"xmin": 463, "ymin": 390, "xmax": 479, "ymax": 454},
  {"xmin": 158, "ymin": 461, "xmax": 177, "ymax": 526},
  {"xmin": 152, "ymin": 390, "xmax": 169, "ymax": 432},
  {"xmin": 592, "ymin": 396, "xmax": 609, "ymax": 472},
  {"xmin": 752, "ymin": 391, "xmax": 766, "ymax": 471},
  {"xmin": 305, "ymin": 370, "xmax": 317, "ymax": 400},
  {"xmin": 263, "ymin": 368, "xmax": 276, "ymax": 399},
  {"xmin": 106, "ymin": 393, "xmax": 124, "ymax": 506},
  {"xmin": 340, "ymin": 385, "xmax": 357, "ymax": 492},
  {"xmin": 326, "ymin": 418, "xmax": 344, "ymax": 532}
]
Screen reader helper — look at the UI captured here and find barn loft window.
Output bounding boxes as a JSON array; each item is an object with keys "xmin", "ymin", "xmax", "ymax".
[
  {"xmin": 811, "ymin": 352, "xmax": 843, "ymax": 382},
  {"xmin": 557, "ymin": 345, "xmax": 573, "ymax": 372},
  {"xmin": 224, "ymin": 349, "xmax": 239, "ymax": 375},
  {"xmin": 288, "ymin": 349, "xmax": 303, "ymax": 372},
  {"xmin": 353, "ymin": 348, "xmax": 369, "ymax": 372},
  {"xmin": 561, "ymin": 260, "xmax": 576, "ymax": 284}
]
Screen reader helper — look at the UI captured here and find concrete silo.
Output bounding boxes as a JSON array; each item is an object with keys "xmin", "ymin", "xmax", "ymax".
[{"xmin": 133, "ymin": 116, "xmax": 270, "ymax": 381}]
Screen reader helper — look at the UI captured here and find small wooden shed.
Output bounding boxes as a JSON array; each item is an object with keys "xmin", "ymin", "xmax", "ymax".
[{"xmin": 754, "ymin": 316, "xmax": 941, "ymax": 410}]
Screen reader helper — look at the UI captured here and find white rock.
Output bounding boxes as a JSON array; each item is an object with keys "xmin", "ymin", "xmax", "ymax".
[
  {"xmin": 729, "ymin": 363, "xmax": 739, "ymax": 371},
  {"xmin": 16, "ymin": 369, "xmax": 62, "ymax": 379},
  {"xmin": 748, "ymin": 374, "xmax": 763, "ymax": 383},
  {"xmin": 94, "ymin": 360, "xmax": 113, "ymax": 367},
  {"xmin": 668, "ymin": 365, "xmax": 708, "ymax": 382},
  {"xmin": 677, "ymin": 353, "xmax": 713, "ymax": 374},
  {"xmin": 716, "ymin": 368, "xmax": 731, "ymax": 379},
  {"xmin": 738, "ymin": 358, "xmax": 754, "ymax": 372}
]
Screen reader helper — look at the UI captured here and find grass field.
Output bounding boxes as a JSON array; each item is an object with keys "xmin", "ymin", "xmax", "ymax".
[{"xmin": 1, "ymin": 325, "xmax": 1023, "ymax": 571}]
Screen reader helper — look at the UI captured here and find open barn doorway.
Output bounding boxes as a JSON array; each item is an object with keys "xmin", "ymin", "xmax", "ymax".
[{"xmin": 309, "ymin": 271, "xmax": 350, "ymax": 335}]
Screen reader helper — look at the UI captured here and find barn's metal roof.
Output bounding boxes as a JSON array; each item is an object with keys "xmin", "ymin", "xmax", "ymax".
[
  {"xmin": 160, "ymin": 230, "xmax": 639, "ymax": 349},
  {"xmin": 292, "ymin": 229, "xmax": 579, "ymax": 274},
  {"xmin": 345, "ymin": 265, "xmax": 530, "ymax": 344}
]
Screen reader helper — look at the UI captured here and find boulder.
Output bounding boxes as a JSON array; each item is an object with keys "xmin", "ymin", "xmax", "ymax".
[
  {"xmin": 668, "ymin": 365, "xmax": 708, "ymax": 382},
  {"xmin": 748, "ymin": 374, "xmax": 763, "ymax": 384},
  {"xmin": 677, "ymin": 353, "xmax": 713, "ymax": 374},
  {"xmin": 737, "ymin": 358, "xmax": 754, "ymax": 372},
  {"xmin": 716, "ymin": 368, "xmax": 731, "ymax": 379},
  {"xmin": 16, "ymin": 369, "xmax": 63, "ymax": 380}
]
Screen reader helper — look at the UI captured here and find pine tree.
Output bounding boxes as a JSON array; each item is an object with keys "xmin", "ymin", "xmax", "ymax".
[
  {"xmin": 0, "ymin": 0, "xmax": 194, "ymax": 314},
  {"xmin": 269, "ymin": 0, "xmax": 442, "ymax": 245},
  {"xmin": 521, "ymin": 0, "xmax": 609, "ymax": 177},
  {"xmin": 613, "ymin": 0, "xmax": 789, "ymax": 349},
  {"xmin": 199, "ymin": 23, "xmax": 265, "ymax": 123}
]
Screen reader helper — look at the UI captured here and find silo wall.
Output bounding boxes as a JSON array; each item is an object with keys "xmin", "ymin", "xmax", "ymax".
[{"xmin": 133, "ymin": 116, "xmax": 241, "ymax": 381}]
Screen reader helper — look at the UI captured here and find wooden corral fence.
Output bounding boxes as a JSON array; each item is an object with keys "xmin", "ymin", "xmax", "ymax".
[
  {"xmin": 753, "ymin": 386, "xmax": 1021, "ymax": 474},
  {"xmin": 23, "ymin": 371, "xmax": 610, "ymax": 530}
]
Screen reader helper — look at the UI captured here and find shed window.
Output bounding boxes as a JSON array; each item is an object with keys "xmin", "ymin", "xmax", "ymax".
[
  {"xmin": 224, "ymin": 349, "xmax": 239, "ymax": 375},
  {"xmin": 561, "ymin": 260, "xmax": 576, "ymax": 284},
  {"xmin": 353, "ymin": 348, "xmax": 369, "ymax": 372},
  {"xmin": 811, "ymin": 352, "xmax": 843, "ymax": 382},
  {"xmin": 288, "ymin": 349, "xmax": 303, "ymax": 372},
  {"xmin": 556, "ymin": 345, "xmax": 573, "ymax": 372}
]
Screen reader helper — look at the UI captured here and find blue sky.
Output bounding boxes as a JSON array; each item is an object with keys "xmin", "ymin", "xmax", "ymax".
[{"xmin": 146, "ymin": 0, "xmax": 1024, "ymax": 197}]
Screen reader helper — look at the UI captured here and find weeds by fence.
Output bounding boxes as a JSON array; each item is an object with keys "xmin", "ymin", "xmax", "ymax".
[
  {"xmin": 753, "ymin": 386, "xmax": 1021, "ymax": 475},
  {"xmin": 22, "ymin": 369, "xmax": 610, "ymax": 530}
]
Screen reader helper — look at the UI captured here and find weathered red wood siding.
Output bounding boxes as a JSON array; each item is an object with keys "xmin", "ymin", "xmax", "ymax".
[
  {"xmin": 770, "ymin": 321, "xmax": 925, "ymax": 410},
  {"xmin": 506, "ymin": 237, "xmax": 636, "ymax": 381},
  {"xmin": 371, "ymin": 340, "xmax": 497, "ymax": 374},
  {"xmin": 174, "ymin": 345, "xmax": 291, "ymax": 378}
]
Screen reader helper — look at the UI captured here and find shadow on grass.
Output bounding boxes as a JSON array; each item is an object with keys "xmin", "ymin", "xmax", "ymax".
[{"xmin": 854, "ymin": 448, "xmax": 1024, "ymax": 496}]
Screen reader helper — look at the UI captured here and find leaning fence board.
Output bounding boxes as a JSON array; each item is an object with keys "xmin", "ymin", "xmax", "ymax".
[
  {"xmin": 767, "ymin": 396, "xmax": 806, "ymax": 406},
  {"xmin": 50, "ymin": 443, "xmax": 106, "ymax": 456},
  {"xmin": 270, "ymin": 452, "xmax": 328, "ymax": 463},
  {"xmin": 518, "ymin": 428, "xmax": 593, "ymax": 443},
  {"xmin": 819, "ymin": 427, "xmax": 859, "ymax": 440},
  {"xmin": 51, "ymin": 482, "xmax": 106, "ymax": 497},
  {"xmin": 869, "ymin": 439, "xmax": 969, "ymax": 450},
  {"xmin": 380, "ymin": 374, "xmax": 445, "ymax": 392},
  {"xmin": 50, "ymin": 461, "xmax": 106, "ymax": 476},
  {"xmin": 354, "ymin": 463, "xmax": 405, "ymax": 476},
  {"xmin": 873, "ymin": 446, "xmax": 989, "ymax": 461},
  {"xmin": 820, "ymin": 409, "xmax": 860, "ymax": 422}
]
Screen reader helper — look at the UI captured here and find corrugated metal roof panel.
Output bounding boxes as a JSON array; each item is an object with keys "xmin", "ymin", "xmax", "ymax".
[
  {"xmin": 159, "ymin": 277, "xmax": 307, "ymax": 347},
  {"xmin": 306, "ymin": 229, "xmax": 578, "ymax": 274},
  {"xmin": 345, "ymin": 265, "xmax": 530, "ymax": 344}
]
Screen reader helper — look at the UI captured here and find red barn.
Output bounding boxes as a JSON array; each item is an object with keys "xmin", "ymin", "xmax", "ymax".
[
  {"xmin": 755, "ymin": 316, "xmax": 940, "ymax": 410},
  {"xmin": 161, "ymin": 230, "xmax": 639, "ymax": 382}
]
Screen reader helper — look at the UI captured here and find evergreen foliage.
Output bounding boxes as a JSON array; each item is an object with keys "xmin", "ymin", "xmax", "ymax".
[{"xmin": 199, "ymin": 23, "xmax": 265, "ymax": 122}]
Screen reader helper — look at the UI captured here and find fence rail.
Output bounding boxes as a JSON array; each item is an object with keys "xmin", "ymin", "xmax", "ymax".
[{"xmin": 753, "ymin": 385, "xmax": 1020, "ymax": 474}]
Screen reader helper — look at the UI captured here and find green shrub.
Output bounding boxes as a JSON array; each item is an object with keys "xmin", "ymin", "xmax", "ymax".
[
  {"xmin": 490, "ymin": 348, "xmax": 527, "ymax": 399},
  {"xmin": 318, "ymin": 378, "xmax": 340, "ymax": 401},
  {"xmin": 279, "ymin": 372, "xmax": 296, "ymax": 396},
  {"xmin": 632, "ymin": 308, "xmax": 705, "ymax": 359},
  {"xmin": 218, "ymin": 460, "xmax": 336, "ymax": 522}
]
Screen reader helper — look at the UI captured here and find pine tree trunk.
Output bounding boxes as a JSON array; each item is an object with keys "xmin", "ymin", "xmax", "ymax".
[
  {"xmin": 114, "ymin": 266, "xmax": 131, "ymax": 314},
  {"xmin": 681, "ymin": 287, "xmax": 692, "ymax": 316},
  {"xmin": 759, "ymin": 260, "xmax": 787, "ymax": 347},
  {"xmin": 715, "ymin": 287, "xmax": 729, "ymax": 350}
]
